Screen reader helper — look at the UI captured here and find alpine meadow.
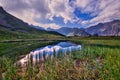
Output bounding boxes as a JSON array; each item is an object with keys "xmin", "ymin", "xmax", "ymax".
[{"xmin": 0, "ymin": 0, "xmax": 120, "ymax": 80}]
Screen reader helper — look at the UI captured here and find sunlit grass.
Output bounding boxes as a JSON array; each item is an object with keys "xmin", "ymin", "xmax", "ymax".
[
  {"xmin": 0, "ymin": 39, "xmax": 120, "ymax": 80},
  {"xmin": 0, "ymin": 41, "xmax": 59, "ymax": 61}
]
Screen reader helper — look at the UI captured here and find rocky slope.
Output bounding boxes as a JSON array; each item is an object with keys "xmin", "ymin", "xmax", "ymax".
[{"xmin": 86, "ymin": 20, "xmax": 120, "ymax": 36}]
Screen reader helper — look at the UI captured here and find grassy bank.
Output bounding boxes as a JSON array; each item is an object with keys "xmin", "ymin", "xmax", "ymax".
[
  {"xmin": 0, "ymin": 41, "xmax": 61, "ymax": 61},
  {"xmin": 36, "ymin": 46, "xmax": 120, "ymax": 80},
  {"xmin": 0, "ymin": 38, "xmax": 120, "ymax": 80}
]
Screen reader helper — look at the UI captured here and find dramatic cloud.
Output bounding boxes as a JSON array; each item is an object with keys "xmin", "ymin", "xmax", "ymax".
[
  {"xmin": 91, "ymin": 0, "xmax": 120, "ymax": 23},
  {"xmin": 47, "ymin": 0, "xmax": 78, "ymax": 24},
  {"xmin": 0, "ymin": 0, "xmax": 78, "ymax": 28},
  {"xmin": 76, "ymin": 0, "xmax": 120, "ymax": 27},
  {"xmin": 0, "ymin": 0, "xmax": 120, "ymax": 28}
]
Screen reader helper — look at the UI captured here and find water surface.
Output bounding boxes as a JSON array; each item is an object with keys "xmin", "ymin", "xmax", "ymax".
[{"xmin": 18, "ymin": 42, "xmax": 81, "ymax": 66}]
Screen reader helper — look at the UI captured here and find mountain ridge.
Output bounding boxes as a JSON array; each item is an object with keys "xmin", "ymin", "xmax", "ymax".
[
  {"xmin": 0, "ymin": 7, "xmax": 63, "ymax": 40},
  {"xmin": 47, "ymin": 20, "xmax": 120, "ymax": 36},
  {"xmin": 56, "ymin": 27, "xmax": 90, "ymax": 36},
  {"xmin": 0, "ymin": 6, "xmax": 120, "ymax": 37},
  {"xmin": 86, "ymin": 20, "xmax": 120, "ymax": 36}
]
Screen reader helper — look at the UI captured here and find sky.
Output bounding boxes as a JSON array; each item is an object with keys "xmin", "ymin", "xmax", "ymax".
[{"xmin": 0, "ymin": 0, "xmax": 120, "ymax": 29}]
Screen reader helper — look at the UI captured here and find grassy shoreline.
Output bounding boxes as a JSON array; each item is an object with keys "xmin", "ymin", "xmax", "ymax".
[{"xmin": 0, "ymin": 37, "xmax": 120, "ymax": 80}]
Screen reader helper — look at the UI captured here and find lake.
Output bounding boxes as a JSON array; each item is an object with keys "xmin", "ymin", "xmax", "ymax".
[{"xmin": 18, "ymin": 42, "xmax": 81, "ymax": 66}]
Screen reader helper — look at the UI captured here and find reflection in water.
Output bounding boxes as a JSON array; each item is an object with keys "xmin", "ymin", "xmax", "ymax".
[{"xmin": 18, "ymin": 42, "xmax": 81, "ymax": 66}]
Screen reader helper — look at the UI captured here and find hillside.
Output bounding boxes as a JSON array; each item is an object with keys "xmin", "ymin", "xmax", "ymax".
[
  {"xmin": 86, "ymin": 20, "xmax": 120, "ymax": 36},
  {"xmin": 0, "ymin": 7, "xmax": 63, "ymax": 40},
  {"xmin": 47, "ymin": 20, "xmax": 120, "ymax": 37},
  {"xmin": 56, "ymin": 27, "xmax": 90, "ymax": 36}
]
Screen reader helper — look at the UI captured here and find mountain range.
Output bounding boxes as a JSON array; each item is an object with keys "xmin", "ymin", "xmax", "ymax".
[
  {"xmin": 86, "ymin": 20, "xmax": 120, "ymax": 36},
  {"xmin": 0, "ymin": 6, "xmax": 120, "ymax": 38},
  {"xmin": 0, "ymin": 7, "xmax": 63, "ymax": 40},
  {"xmin": 46, "ymin": 20, "xmax": 120, "ymax": 36},
  {"xmin": 55, "ymin": 27, "xmax": 90, "ymax": 36}
]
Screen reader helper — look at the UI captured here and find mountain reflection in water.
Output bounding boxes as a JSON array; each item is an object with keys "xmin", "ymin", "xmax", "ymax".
[{"xmin": 18, "ymin": 42, "xmax": 81, "ymax": 66}]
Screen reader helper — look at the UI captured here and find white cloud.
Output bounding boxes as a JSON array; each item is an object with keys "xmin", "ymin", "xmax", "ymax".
[
  {"xmin": 73, "ymin": 0, "xmax": 92, "ymax": 9},
  {"xmin": 76, "ymin": 0, "xmax": 120, "ymax": 27},
  {"xmin": 0, "ymin": 0, "xmax": 79, "ymax": 28},
  {"xmin": 0, "ymin": 0, "xmax": 120, "ymax": 28},
  {"xmin": 38, "ymin": 23, "xmax": 61, "ymax": 29},
  {"xmin": 47, "ymin": 0, "xmax": 78, "ymax": 24},
  {"xmin": 72, "ymin": 0, "xmax": 97, "ymax": 13}
]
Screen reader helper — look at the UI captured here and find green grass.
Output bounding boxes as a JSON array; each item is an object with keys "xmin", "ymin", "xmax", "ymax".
[
  {"xmin": 29, "ymin": 45, "xmax": 120, "ymax": 80},
  {"xmin": 0, "ymin": 41, "xmax": 61, "ymax": 61},
  {"xmin": 0, "ymin": 37, "xmax": 120, "ymax": 80},
  {"xmin": 0, "ymin": 25, "xmax": 65, "ymax": 41}
]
